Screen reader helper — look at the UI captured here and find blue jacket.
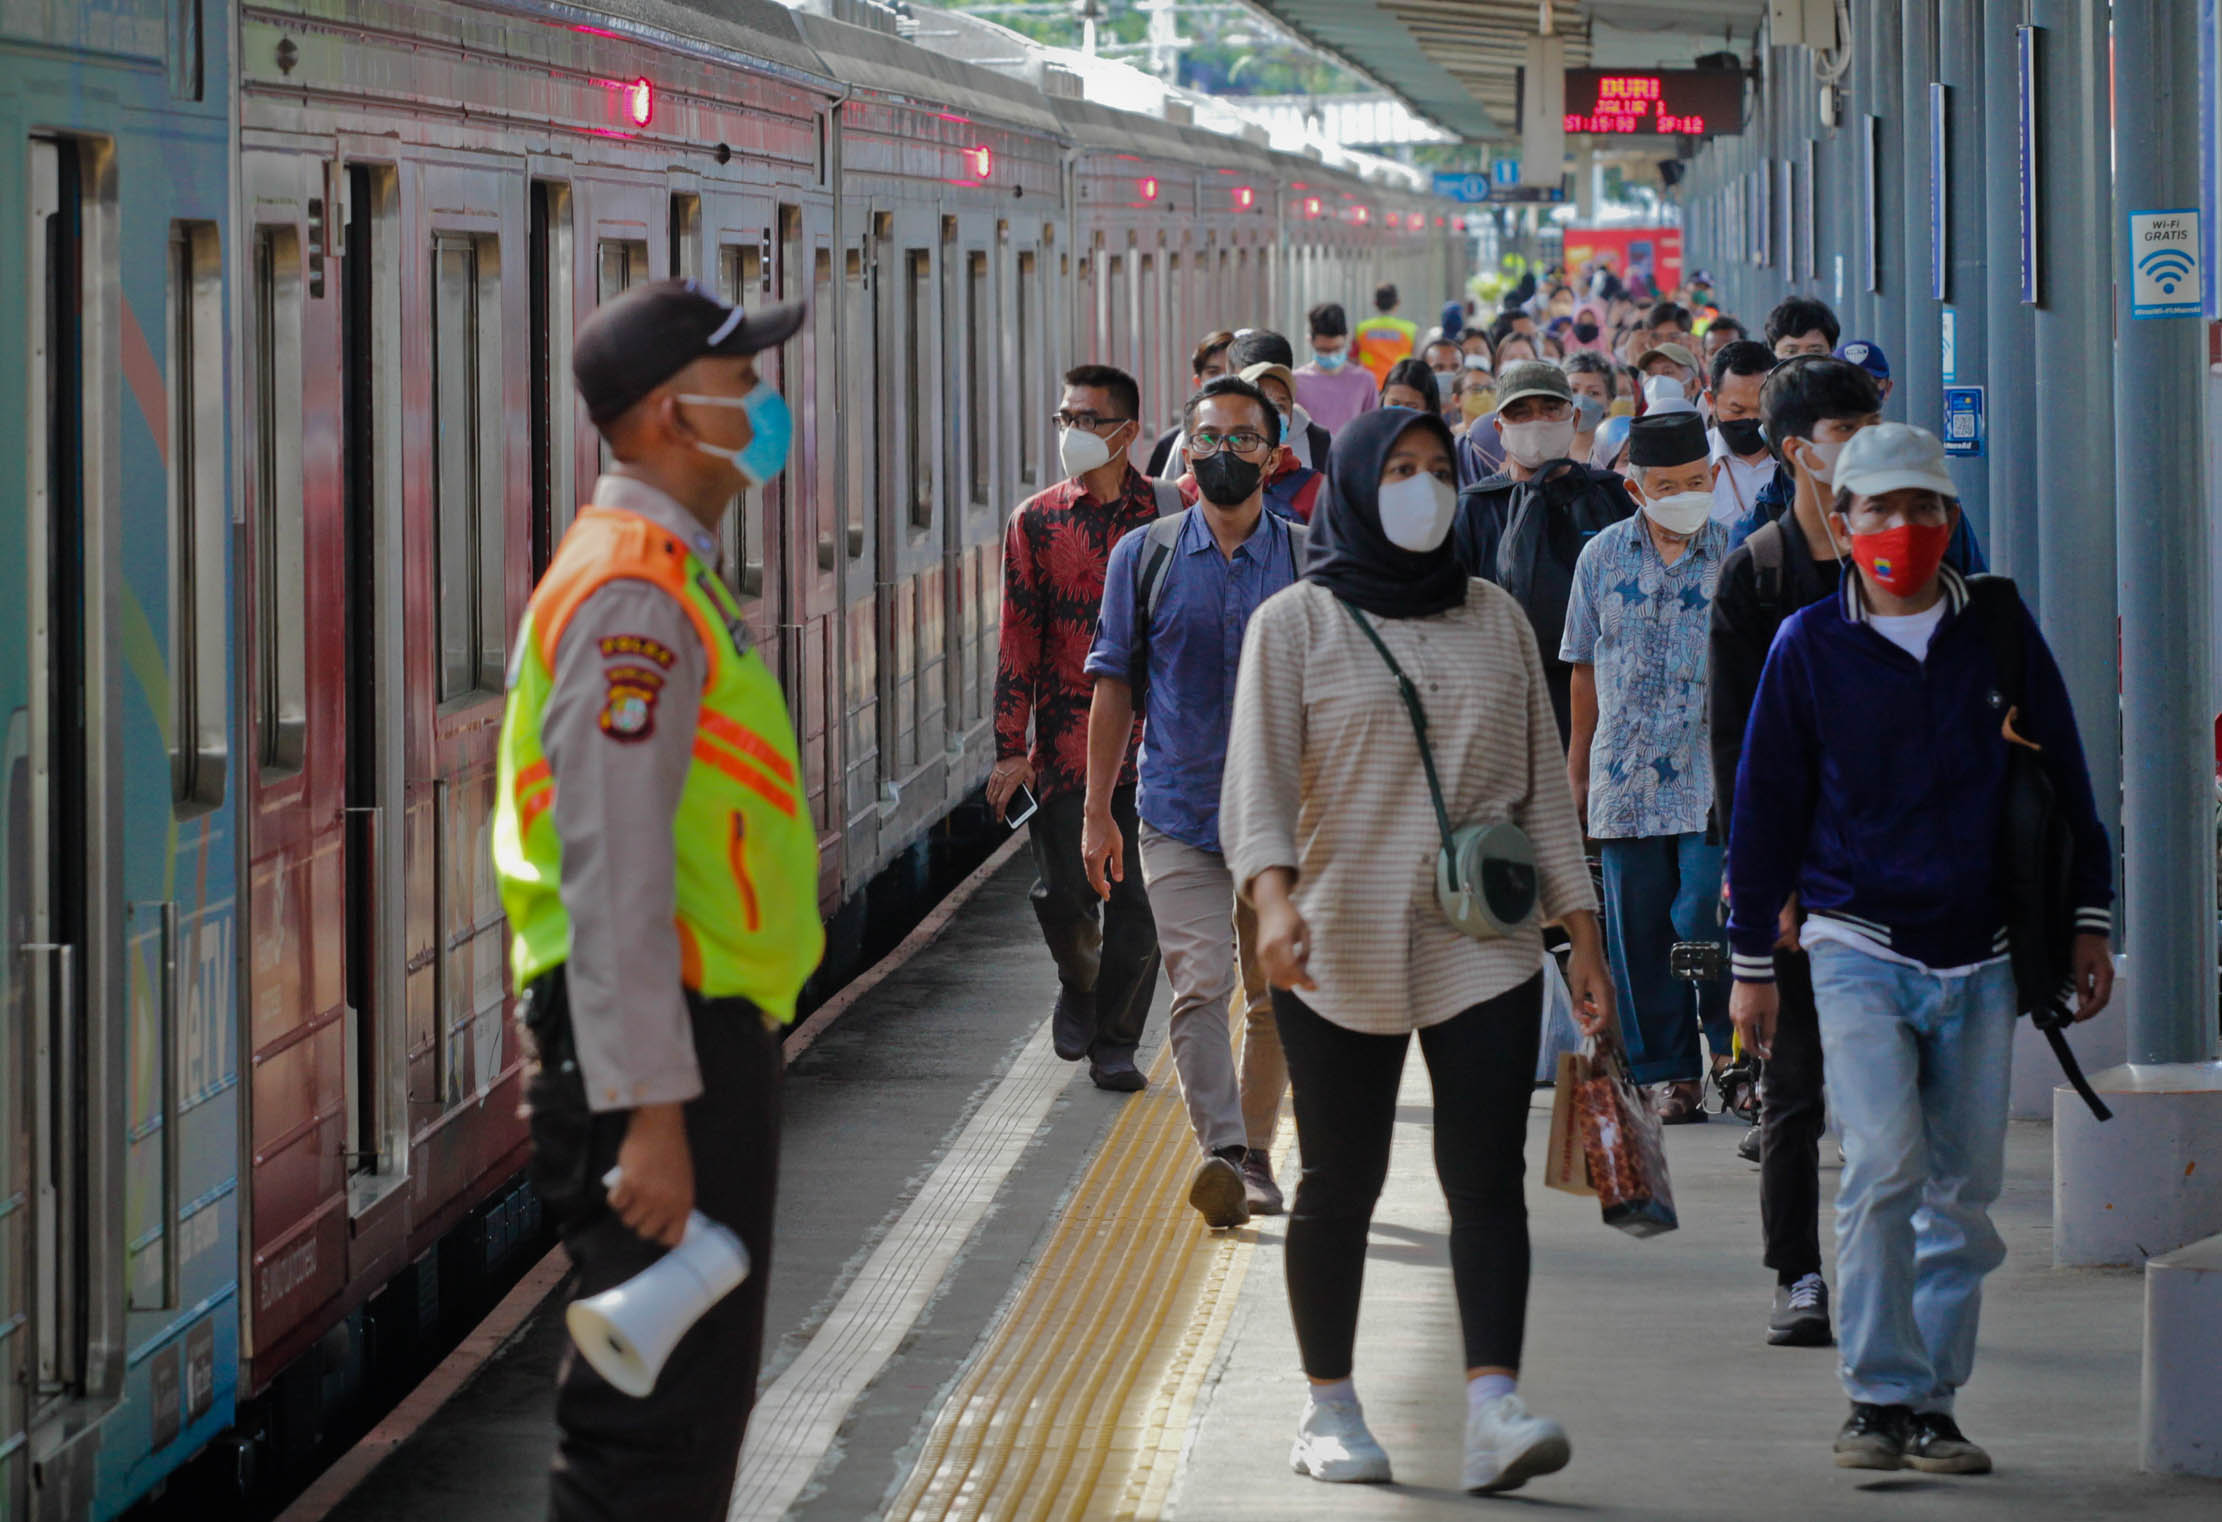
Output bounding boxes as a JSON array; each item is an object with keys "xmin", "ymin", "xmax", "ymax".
[{"xmin": 1726, "ymin": 567, "xmax": 2111, "ymax": 979}]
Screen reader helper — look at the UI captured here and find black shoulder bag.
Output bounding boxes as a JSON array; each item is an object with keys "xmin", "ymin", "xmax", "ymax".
[{"xmin": 1966, "ymin": 575, "xmax": 2111, "ymax": 1122}]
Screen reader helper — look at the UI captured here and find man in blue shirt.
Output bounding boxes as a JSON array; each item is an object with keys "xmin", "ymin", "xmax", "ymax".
[
  {"xmin": 1562, "ymin": 411, "xmax": 1731, "ymax": 1123},
  {"xmin": 1726, "ymin": 424, "xmax": 2114, "ymax": 1476},
  {"xmin": 1080, "ymin": 376, "xmax": 1306, "ymax": 1229}
]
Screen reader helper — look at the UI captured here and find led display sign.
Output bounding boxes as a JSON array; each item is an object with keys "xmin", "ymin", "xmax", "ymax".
[{"xmin": 1562, "ymin": 69, "xmax": 1744, "ymax": 137}]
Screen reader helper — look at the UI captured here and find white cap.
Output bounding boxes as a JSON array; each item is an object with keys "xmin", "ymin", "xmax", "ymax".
[
  {"xmin": 1641, "ymin": 374, "xmax": 1697, "ymax": 415},
  {"xmin": 1833, "ymin": 421, "xmax": 1957, "ymax": 500}
]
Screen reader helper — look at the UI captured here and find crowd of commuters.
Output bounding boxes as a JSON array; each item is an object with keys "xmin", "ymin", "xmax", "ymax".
[{"xmin": 988, "ymin": 269, "xmax": 2114, "ymax": 1491}]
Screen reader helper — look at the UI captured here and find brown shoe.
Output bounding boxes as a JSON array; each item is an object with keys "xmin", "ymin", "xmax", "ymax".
[{"xmin": 1654, "ymin": 1079, "xmax": 1708, "ymax": 1125}]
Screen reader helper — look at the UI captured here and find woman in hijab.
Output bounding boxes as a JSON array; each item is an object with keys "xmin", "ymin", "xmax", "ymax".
[{"xmin": 1221, "ymin": 408, "xmax": 1614, "ymax": 1496}]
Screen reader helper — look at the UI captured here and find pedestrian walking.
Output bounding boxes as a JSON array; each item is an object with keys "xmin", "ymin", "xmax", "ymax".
[
  {"xmin": 1704, "ymin": 340, "xmax": 1782, "ymax": 543},
  {"xmin": 1081, "ymin": 375, "xmax": 1305, "ymax": 1227},
  {"xmin": 1352, "ymin": 282, "xmax": 1418, "ymax": 385},
  {"xmin": 491, "ymin": 280, "xmax": 822, "ymax": 1521},
  {"xmin": 1561, "ymin": 412, "xmax": 1733, "ymax": 1122},
  {"xmin": 1727, "ymin": 422, "xmax": 2114, "ymax": 1474},
  {"xmin": 1222, "ymin": 406, "xmax": 1614, "ymax": 1495},
  {"xmin": 991, "ymin": 364, "xmax": 1171, "ymax": 1091},
  {"xmin": 1294, "ymin": 302, "xmax": 1381, "ymax": 433}
]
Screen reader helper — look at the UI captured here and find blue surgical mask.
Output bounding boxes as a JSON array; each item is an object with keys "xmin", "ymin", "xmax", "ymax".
[
  {"xmin": 1314, "ymin": 346, "xmax": 1347, "ymax": 372},
  {"xmin": 677, "ymin": 382, "xmax": 793, "ymax": 486}
]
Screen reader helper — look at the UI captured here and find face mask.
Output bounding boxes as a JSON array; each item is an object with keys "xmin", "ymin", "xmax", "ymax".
[
  {"xmin": 1378, "ymin": 472, "xmax": 1458, "ymax": 553},
  {"xmin": 1848, "ymin": 519, "xmax": 1954, "ymax": 597},
  {"xmin": 1718, "ymin": 416, "xmax": 1766, "ymax": 457},
  {"xmin": 1574, "ymin": 321, "xmax": 1600, "ymax": 343},
  {"xmin": 1461, "ymin": 388, "xmax": 1497, "ymax": 422},
  {"xmin": 1193, "ymin": 449, "xmax": 1264, "ymax": 507},
  {"xmin": 1433, "ymin": 370, "xmax": 1457, "ymax": 401},
  {"xmin": 679, "ymin": 382, "xmax": 793, "ymax": 486},
  {"xmin": 1314, "ymin": 347, "xmax": 1347, "ymax": 372},
  {"xmin": 1059, "ymin": 421, "xmax": 1123, "ymax": 479},
  {"xmin": 1500, "ymin": 417, "xmax": 1576, "ymax": 470},
  {"xmin": 1640, "ymin": 489, "xmax": 1714, "ymax": 538},
  {"xmin": 1795, "ymin": 435, "xmax": 1848, "ymax": 485},
  {"xmin": 1463, "ymin": 351, "xmax": 1491, "ymax": 370},
  {"xmin": 1573, "ymin": 393, "xmax": 1607, "ymax": 431}
]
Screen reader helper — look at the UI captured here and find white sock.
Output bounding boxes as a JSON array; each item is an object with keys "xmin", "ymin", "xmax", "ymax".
[
  {"xmin": 1467, "ymin": 1373, "xmax": 1517, "ymax": 1412},
  {"xmin": 1307, "ymin": 1378, "xmax": 1357, "ymax": 1410}
]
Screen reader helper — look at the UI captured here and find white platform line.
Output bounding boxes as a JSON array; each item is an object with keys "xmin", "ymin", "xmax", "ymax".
[{"xmin": 728, "ymin": 1021, "xmax": 1071, "ymax": 1521}]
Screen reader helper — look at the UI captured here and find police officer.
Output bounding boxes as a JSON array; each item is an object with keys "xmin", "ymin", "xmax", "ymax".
[{"xmin": 492, "ymin": 280, "xmax": 823, "ymax": 1522}]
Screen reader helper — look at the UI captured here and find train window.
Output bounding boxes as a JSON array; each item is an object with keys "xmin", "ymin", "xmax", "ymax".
[
  {"xmin": 432, "ymin": 232, "xmax": 506, "ymax": 699},
  {"xmin": 168, "ymin": 223, "xmax": 226, "ymax": 811},
  {"xmin": 719, "ymin": 243, "xmax": 765, "ymax": 598},
  {"xmin": 967, "ymin": 250, "xmax": 989, "ymax": 508},
  {"xmin": 168, "ymin": 0, "xmax": 203, "ymax": 99},
  {"xmin": 1107, "ymin": 255, "xmax": 1127, "ymax": 376},
  {"xmin": 812, "ymin": 247, "xmax": 835, "ymax": 571},
  {"xmin": 597, "ymin": 238, "xmax": 647, "ymax": 303},
  {"xmin": 906, "ymin": 250, "xmax": 932, "ymax": 528},
  {"xmin": 669, "ymin": 194, "xmax": 700, "ymax": 281},
  {"xmin": 1138, "ymin": 253, "xmax": 1158, "ymax": 434},
  {"xmin": 1015, "ymin": 250, "xmax": 1037, "ymax": 485},
  {"xmin": 253, "ymin": 225, "xmax": 308, "ymax": 773},
  {"xmin": 844, "ymin": 246, "xmax": 870, "ymax": 560},
  {"xmin": 530, "ymin": 183, "xmax": 575, "ymax": 574}
]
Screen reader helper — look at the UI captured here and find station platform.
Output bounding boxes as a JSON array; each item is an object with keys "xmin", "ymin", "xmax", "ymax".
[{"xmin": 297, "ymin": 849, "xmax": 2219, "ymax": 1522}]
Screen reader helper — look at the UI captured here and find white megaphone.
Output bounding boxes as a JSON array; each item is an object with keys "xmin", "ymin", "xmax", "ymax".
[{"xmin": 565, "ymin": 1168, "xmax": 750, "ymax": 1397}]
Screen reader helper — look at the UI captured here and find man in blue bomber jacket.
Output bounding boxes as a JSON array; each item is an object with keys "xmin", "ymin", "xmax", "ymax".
[{"xmin": 1723, "ymin": 423, "xmax": 2115, "ymax": 1478}]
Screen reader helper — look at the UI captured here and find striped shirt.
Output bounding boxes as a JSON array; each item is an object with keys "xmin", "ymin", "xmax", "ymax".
[{"xmin": 1221, "ymin": 578, "xmax": 1598, "ymax": 1034}]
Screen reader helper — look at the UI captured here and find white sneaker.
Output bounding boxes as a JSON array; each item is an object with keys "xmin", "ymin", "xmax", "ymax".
[
  {"xmin": 1462, "ymin": 1393, "xmax": 1571, "ymax": 1494},
  {"xmin": 1289, "ymin": 1396, "xmax": 1393, "ymax": 1484}
]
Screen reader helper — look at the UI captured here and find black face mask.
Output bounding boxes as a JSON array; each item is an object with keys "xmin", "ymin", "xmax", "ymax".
[
  {"xmin": 1574, "ymin": 320, "xmax": 1600, "ymax": 343},
  {"xmin": 1193, "ymin": 450, "xmax": 1264, "ymax": 506},
  {"xmin": 1718, "ymin": 416, "xmax": 1766, "ymax": 457}
]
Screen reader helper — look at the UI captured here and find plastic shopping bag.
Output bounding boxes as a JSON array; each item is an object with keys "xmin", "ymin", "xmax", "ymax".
[
  {"xmin": 1571, "ymin": 1038, "xmax": 1679, "ymax": 1238},
  {"xmin": 1534, "ymin": 954, "xmax": 1584, "ymax": 1084}
]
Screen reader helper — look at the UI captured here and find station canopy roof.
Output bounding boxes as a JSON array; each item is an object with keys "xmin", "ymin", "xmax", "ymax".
[{"xmin": 1235, "ymin": 0, "xmax": 1769, "ymax": 144}]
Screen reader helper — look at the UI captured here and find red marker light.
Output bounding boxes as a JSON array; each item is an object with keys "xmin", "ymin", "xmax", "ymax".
[
  {"xmin": 1303, "ymin": 196, "xmax": 1322, "ymax": 219},
  {"xmin": 626, "ymin": 78, "xmax": 653, "ymax": 128},
  {"xmin": 1141, "ymin": 176, "xmax": 1158, "ymax": 200},
  {"xmin": 1235, "ymin": 185, "xmax": 1255, "ymax": 210},
  {"xmin": 1354, "ymin": 206, "xmax": 1369, "ymax": 224},
  {"xmin": 968, "ymin": 144, "xmax": 993, "ymax": 179}
]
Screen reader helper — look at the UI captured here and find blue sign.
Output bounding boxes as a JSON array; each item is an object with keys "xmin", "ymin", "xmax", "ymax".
[
  {"xmin": 1431, "ymin": 172, "xmax": 1563, "ymax": 205},
  {"xmin": 1433, "ymin": 172, "xmax": 1493, "ymax": 203},
  {"xmin": 1943, "ymin": 386, "xmax": 1985, "ymax": 458},
  {"xmin": 2017, "ymin": 25, "xmax": 2038, "ymax": 304},
  {"xmin": 1492, "ymin": 158, "xmax": 1520, "ymax": 186}
]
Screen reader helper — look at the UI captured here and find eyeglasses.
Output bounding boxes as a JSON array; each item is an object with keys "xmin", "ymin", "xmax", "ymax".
[
  {"xmin": 1187, "ymin": 429, "xmax": 1271, "ymax": 458},
  {"xmin": 1053, "ymin": 410, "xmax": 1132, "ymax": 431}
]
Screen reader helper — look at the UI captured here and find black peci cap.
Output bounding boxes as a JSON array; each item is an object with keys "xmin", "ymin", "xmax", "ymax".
[
  {"xmin": 573, "ymin": 279, "xmax": 806, "ymax": 425},
  {"xmin": 1627, "ymin": 411, "xmax": 1710, "ymax": 468}
]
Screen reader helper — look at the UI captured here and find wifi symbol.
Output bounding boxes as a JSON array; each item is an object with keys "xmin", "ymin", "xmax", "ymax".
[{"xmin": 2138, "ymin": 247, "xmax": 2197, "ymax": 294}]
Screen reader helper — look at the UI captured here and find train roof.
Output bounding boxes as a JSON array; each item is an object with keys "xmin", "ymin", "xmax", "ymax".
[
  {"xmin": 792, "ymin": 10, "xmax": 1067, "ymax": 136},
  {"xmin": 578, "ymin": 0, "xmax": 836, "ymax": 86}
]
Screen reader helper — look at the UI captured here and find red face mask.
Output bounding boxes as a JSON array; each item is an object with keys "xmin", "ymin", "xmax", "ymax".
[{"xmin": 1849, "ymin": 520, "xmax": 1953, "ymax": 597}]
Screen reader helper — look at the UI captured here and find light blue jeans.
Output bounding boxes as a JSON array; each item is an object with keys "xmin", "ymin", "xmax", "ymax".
[{"xmin": 1807, "ymin": 940, "xmax": 2018, "ymax": 1413}]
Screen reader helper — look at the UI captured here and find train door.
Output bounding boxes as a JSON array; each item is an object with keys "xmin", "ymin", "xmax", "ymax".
[
  {"xmin": 703, "ymin": 201, "xmax": 782, "ymax": 666},
  {"xmin": 579, "ymin": 178, "xmax": 664, "ymax": 481},
  {"xmin": 529, "ymin": 178, "xmax": 576, "ymax": 574},
  {"xmin": 783, "ymin": 203, "xmax": 844, "ymax": 904},
  {"xmin": 838, "ymin": 202, "xmax": 882, "ymax": 883},
  {"xmin": 941, "ymin": 218, "xmax": 997, "ymax": 792}
]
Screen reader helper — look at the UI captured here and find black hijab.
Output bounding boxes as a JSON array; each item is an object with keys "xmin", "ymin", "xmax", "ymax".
[{"xmin": 1305, "ymin": 407, "xmax": 1469, "ymax": 619}]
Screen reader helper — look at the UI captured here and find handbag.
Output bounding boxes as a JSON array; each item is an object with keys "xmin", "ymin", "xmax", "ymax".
[
  {"xmin": 1570, "ymin": 1037, "xmax": 1679, "ymax": 1238},
  {"xmin": 1335, "ymin": 599, "xmax": 1540, "ymax": 941}
]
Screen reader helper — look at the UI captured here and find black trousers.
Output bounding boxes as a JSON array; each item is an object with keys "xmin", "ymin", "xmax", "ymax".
[
  {"xmin": 521, "ymin": 969, "xmax": 784, "ymax": 1522},
  {"xmin": 1758, "ymin": 947, "xmax": 1825, "ymax": 1281},
  {"xmin": 1027, "ymin": 785, "xmax": 1161, "ymax": 1058},
  {"xmin": 1274, "ymin": 976, "xmax": 1543, "ymax": 1379}
]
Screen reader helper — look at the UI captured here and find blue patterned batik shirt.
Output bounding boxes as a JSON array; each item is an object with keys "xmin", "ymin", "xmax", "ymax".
[{"xmin": 1559, "ymin": 513, "xmax": 1729, "ymax": 840}]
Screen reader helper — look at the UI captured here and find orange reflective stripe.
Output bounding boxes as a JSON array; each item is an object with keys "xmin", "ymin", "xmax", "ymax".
[
  {"xmin": 675, "ymin": 918, "xmax": 705, "ymax": 989},
  {"xmin": 692, "ymin": 737, "xmax": 799, "ymax": 817},
  {"xmin": 518, "ymin": 786, "xmax": 556, "ymax": 836},
  {"xmin": 699, "ymin": 709, "xmax": 797, "ymax": 785},
  {"xmin": 514, "ymin": 757, "xmax": 553, "ymax": 797},
  {"xmin": 728, "ymin": 814, "xmax": 762, "ymax": 933}
]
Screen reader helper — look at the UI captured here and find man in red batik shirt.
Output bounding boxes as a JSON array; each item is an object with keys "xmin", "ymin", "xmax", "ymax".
[{"xmin": 989, "ymin": 363, "xmax": 1170, "ymax": 1091}]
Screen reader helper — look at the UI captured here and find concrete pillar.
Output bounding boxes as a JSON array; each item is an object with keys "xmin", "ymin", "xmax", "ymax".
[
  {"xmin": 1899, "ymin": 0, "xmax": 1942, "ymax": 436},
  {"xmin": 1847, "ymin": 0, "xmax": 1877, "ymax": 343},
  {"xmin": 1575, "ymin": 146, "xmax": 1597, "ymax": 223},
  {"xmin": 1866, "ymin": 0, "xmax": 1907, "ymax": 416},
  {"xmin": 1981, "ymin": 0, "xmax": 2039, "ymax": 599},
  {"xmin": 2143, "ymin": 1234, "xmax": 2222, "ymax": 1477},
  {"xmin": 1935, "ymin": 0, "xmax": 1989, "ymax": 544}
]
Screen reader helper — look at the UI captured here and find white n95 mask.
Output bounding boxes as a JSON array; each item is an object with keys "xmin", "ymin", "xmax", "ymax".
[
  {"xmin": 1640, "ymin": 490, "xmax": 1714, "ymax": 537},
  {"xmin": 1378, "ymin": 473, "xmax": 1458, "ymax": 553},
  {"xmin": 1059, "ymin": 424, "xmax": 1115, "ymax": 478},
  {"xmin": 1500, "ymin": 418, "xmax": 1576, "ymax": 470}
]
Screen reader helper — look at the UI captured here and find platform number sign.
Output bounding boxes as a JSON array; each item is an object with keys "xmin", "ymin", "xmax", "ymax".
[{"xmin": 2129, "ymin": 209, "xmax": 2202, "ymax": 318}]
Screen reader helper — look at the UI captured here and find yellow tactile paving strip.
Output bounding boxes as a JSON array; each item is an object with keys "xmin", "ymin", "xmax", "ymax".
[{"xmin": 886, "ymin": 1042, "xmax": 1288, "ymax": 1522}]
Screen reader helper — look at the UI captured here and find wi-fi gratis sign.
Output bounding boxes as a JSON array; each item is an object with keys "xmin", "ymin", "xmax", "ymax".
[{"xmin": 2128, "ymin": 208, "xmax": 2202, "ymax": 319}]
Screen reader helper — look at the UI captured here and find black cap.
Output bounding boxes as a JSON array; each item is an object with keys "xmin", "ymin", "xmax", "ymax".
[
  {"xmin": 1628, "ymin": 411, "xmax": 1709, "ymax": 468},
  {"xmin": 573, "ymin": 279, "xmax": 806, "ymax": 425}
]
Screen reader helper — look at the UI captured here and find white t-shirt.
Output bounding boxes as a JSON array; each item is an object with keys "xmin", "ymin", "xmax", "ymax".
[
  {"xmin": 1707, "ymin": 429, "xmax": 1774, "ymax": 526},
  {"xmin": 1866, "ymin": 599, "xmax": 1948, "ymax": 662}
]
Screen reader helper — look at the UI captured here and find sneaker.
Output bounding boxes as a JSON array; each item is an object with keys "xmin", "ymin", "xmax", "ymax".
[
  {"xmin": 1834, "ymin": 1402, "xmax": 1912, "ymax": 1470},
  {"xmin": 1289, "ymin": 1396, "xmax": 1392, "ymax": 1484},
  {"xmin": 1088, "ymin": 1049, "xmax": 1146, "ymax": 1092},
  {"xmin": 1767, "ymin": 1273, "xmax": 1833, "ymax": 1347},
  {"xmin": 1189, "ymin": 1152, "xmax": 1250, "ymax": 1229},
  {"xmin": 1050, "ymin": 989, "xmax": 1094, "ymax": 1061},
  {"xmin": 1736, "ymin": 1124, "xmax": 1763, "ymax": 1164},
  {"xmin": 1240, "ymin": 1150, "xmax": 1284, "ymax": 1215},
  {"xmin": 1462, "ymin": 1393, "xmax": 1571, "ymax": 1494},
  {"xmin": 1906, "ymin": 1412, "xmax": 1993, "ymax": 1475}
]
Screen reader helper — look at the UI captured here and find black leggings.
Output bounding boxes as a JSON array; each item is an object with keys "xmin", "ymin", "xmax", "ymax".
[{"xmin": 1274, "ymin": 976, "xmax": 1543, "ymax": 1380}]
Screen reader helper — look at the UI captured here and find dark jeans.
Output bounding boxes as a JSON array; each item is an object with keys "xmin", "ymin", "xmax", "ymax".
[
  {"xmin": 1274, "ymin": 976, "xmax": 1543, "ymax": 1379},
  {"xmin": 1599, "ymin": 833, "xmax": 1732, "ymax": 1085},
  {"xmin": 521, "ymin": 969, "xmax": 784, "ymax": 1522},
  {"xmin": 1028, "ymin": 785, "xmax": 1161, "ymax": 1059},
  {"xmin": 1759, "ymin": 946, "xmax": 1826, "ymax": 1281}
]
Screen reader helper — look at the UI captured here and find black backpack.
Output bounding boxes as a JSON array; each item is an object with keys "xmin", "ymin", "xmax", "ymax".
[{"xmin": 1966, "ymin": 575, "xmax": 2111, "ymax": 1121}]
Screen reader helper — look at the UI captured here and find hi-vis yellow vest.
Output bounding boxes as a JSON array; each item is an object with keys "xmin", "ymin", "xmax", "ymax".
[
  {"xmin": 1352, "ymin": 314, "xmax": 1418, "ymax": 386},
  {"xmin": 493, "ymin": 506, "xmax": 823, "ymax": 1021}
]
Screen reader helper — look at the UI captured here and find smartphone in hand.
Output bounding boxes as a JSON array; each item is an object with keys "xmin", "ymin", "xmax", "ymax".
[{"xmin": 1005, "ymin": 784, "xmax": 1039, "ymax": 829}]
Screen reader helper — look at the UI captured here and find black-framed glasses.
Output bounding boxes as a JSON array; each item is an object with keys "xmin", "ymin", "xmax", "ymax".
[
  {"xmin": 1053, "ymin": 410, "xmax": 1131, "ymax": 431},
  {"xmin": 1188, "ymin": 429, "xmax": 1271, "ymax": 458}
]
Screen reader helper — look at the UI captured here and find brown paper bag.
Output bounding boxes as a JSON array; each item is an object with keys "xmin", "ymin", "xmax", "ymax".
[{"xmin": 1543, "ymin": 1049, "xmax": 1596, "ymax": 1196}]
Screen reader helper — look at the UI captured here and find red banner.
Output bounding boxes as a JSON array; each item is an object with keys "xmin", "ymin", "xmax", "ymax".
[{"xmin": 1562, "ymin": 227, "xmax": 1684, "ymax": 299}]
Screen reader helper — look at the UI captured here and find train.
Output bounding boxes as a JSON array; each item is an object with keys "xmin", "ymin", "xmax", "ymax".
[{"xmin": 0, "ymin": 0, "xmax": 1466, "ymax": 1515}]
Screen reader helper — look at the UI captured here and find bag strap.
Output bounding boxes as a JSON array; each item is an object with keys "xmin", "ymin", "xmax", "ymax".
[
  {"xmin": 1748, "ymin": 519, "xmax": 1786, "ymax": 616},
  {"xmin": 1965, "ymin": 574, "xmax": 2027, "ymax": 712},
  {"xmin": 1135, "ymin": 506, "xmax": 1190, "ymax": 627},
  {"xmin": 1334, "ymin": 598, "xmax": 1460, "ymax": 860}
]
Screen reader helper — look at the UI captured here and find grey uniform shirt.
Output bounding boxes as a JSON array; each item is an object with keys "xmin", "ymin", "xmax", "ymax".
[{"xmin": 543, "ymin": 475, "xmax": 720, "ymax": 1112}]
